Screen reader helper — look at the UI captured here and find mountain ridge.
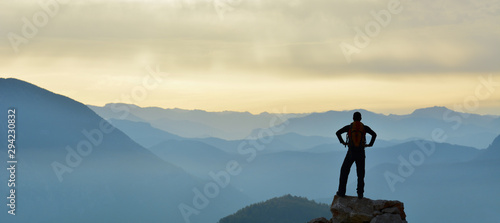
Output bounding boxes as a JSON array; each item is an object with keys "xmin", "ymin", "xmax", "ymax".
[
  {"xmin": 93, "ymin": 103, "xmax": 499, "ymax": 120},
  {"xmin": 218, "ymin": 194, "xmax": 330, "ymax": 223},
  {"xmin": 0, "ymin": 78, "xmax": 250, "ymax": 223},
  {"xmin": 89, "ymin": 102, "xmax": 500, "ymax": 148}
]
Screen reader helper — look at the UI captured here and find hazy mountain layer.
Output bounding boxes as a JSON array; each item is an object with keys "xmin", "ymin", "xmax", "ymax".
[
  {"xmin": 89, "ymin": 104, "xmax": 500, "ymax": 149},
  {"xmin": 0, "ymin": 78, "xmax": 249, "ymax": 223}
]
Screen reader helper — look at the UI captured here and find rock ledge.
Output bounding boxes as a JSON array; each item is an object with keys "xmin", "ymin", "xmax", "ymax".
[{"xmin": 309, "ymin": 195, "xmax": 407, "ymax": 223}]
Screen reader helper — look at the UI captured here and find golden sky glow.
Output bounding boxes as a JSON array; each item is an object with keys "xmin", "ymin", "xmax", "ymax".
[{"xmin": 1, "ymin": 0, "xmax": 499, "ymax": 114}]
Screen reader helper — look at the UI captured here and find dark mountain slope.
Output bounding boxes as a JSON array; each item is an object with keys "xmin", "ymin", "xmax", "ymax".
[
  {"xmin": 0, "ymin": 78, "xmax": 248, "ymax": 223},
  {"xmin": 218, "ymin": 194, "xmax": 330, "ymax": 223}
]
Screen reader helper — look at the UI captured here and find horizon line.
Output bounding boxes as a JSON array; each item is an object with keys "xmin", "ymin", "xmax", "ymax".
[
  {"xmin": 3, "ymin": 77, "xmax": 499, "ymax": 117},
  {"xmin": 87, "ymin": 103, "xmax": 499, "ymax": 117}
]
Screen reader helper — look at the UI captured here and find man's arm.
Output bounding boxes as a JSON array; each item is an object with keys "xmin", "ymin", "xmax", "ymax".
[
  {"xmin": 365, "ymin": 126, "xmax": 377, "ymax": 147},
  {"xmin": 336, "ymin": 125, "xmax": 350, "ymax": 146}
]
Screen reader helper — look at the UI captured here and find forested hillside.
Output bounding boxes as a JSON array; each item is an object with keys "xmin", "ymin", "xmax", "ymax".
[{"xmin": 218, "ymin": 195, "xmax": 330, "ymax": 223}]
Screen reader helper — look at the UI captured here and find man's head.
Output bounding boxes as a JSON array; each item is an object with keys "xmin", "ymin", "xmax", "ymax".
[{"xmin": 353, "ymin": 111, "xmax": 362, "ymax": 121}]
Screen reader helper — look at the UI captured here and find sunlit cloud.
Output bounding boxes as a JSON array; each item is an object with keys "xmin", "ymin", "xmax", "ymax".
[{"xmin": 0, "ymin": 0, "xmax": 499, "ymax": 114}]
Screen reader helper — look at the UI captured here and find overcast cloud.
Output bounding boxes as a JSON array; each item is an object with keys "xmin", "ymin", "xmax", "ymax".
[{"xmin": 1, "ymin": 0, "xmax": 499, "ymax": 113}]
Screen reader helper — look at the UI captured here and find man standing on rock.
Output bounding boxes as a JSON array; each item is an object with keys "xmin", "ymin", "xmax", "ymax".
[{"xmin": 335, "ymin": 111, "xmax": 376, "ymax": 199}]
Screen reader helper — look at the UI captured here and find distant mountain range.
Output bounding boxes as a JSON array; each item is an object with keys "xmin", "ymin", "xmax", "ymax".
[
  {"xmin": 89, "ymin": 104, "xmax": 500, "ymax": 149},
  {"xmin": 88, "ymin": 102, "xmax": 500, "ymax": 223},
  {"xmin": 255, "ymin": 107, "xmax": 500, "ymax": 149},
  {"xmin": 0, "ymin": 78, "xmax": 250, "ymax": 223},
  {"xmin": 88, "ymin": 103, "xmax": 301, "ymax": 140},
  {"xmin": 2, "ymin": 78, "xmax": 499, "ymax": 223}
]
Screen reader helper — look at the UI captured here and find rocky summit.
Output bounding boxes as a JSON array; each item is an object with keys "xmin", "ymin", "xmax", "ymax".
[{"xmin": 309, "ymin": 195, "xmax": 407, "ymax": 223}]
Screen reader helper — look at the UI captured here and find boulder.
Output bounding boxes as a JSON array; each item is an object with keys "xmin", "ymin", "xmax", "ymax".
[{"xmin": 330, "ymin": 195, "xmax": 406, "ymax": 223}]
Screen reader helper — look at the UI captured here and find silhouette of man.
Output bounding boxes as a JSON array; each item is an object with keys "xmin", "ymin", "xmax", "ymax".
[{"xmin": 335, "ymin": 111, "xmax": 376, "ymax": 199}]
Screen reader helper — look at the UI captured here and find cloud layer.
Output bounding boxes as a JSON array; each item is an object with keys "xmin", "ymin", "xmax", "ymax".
[{"xmin": 1, "ymin": 0, "xmax": 499, "ymax": 114}]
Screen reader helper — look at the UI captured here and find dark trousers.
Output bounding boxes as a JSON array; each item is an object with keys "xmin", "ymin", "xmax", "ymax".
[{"xmin": 338, "ymin": 149, "xmax": 365, "ymax": 195}]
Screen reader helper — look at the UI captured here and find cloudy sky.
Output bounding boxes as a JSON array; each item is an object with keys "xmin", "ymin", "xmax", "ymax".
[{"xmin": 1, "ymin": 0, "xmax": 499, "ymax": 114}]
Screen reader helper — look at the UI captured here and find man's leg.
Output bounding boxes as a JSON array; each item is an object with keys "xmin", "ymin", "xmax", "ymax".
[
  {"xmin": 337, "ymin": 152, "xmax": 355, "ymax": 196},
  {"xmin": 355, "ymin": 152, "xmax": 366, "ymax": 198}
]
